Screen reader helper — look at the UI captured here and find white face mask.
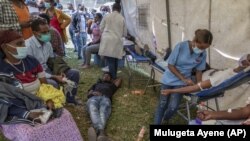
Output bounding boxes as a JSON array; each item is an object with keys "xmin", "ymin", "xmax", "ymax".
[
  {"xmin": 7, "ymin": 44, "xmax": 28, "ymax": 59},
  {"xmin": 193, "ymin": 46, "xmax": 204, "ymax": 54}
]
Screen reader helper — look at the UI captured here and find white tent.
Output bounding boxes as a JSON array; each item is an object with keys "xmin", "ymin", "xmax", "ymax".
[{"xmin": 121, "ymin": 0, "xmax": 250, "ymax": 110}]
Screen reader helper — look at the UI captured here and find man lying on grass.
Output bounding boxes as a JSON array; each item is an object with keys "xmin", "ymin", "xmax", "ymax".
[{"xmin": 86, "ymin": 72, "xmax": 122, "ymax": 141}]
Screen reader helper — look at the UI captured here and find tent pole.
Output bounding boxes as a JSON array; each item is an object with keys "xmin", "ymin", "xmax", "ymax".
[
  {"xmin": 166, "ymin": 0, "xmax": 172, "ymax": 49},
  {"xmin": 208, "ymin": 0, "xmax": 212, "ymax": 65}
]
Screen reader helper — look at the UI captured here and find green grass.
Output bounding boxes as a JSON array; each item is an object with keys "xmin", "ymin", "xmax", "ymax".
[
  {"xmin": 0, "ymin": 48, "xmax": 195, "ymax": 141},
  {"xmin": 64, "ymin": 48, "xmax": 160, "ymax": 141}
]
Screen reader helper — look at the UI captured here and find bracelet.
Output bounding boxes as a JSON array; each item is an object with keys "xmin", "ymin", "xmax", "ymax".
[{"xmin": 197, "ymin": 82, "xmax": 203, "ymax": 91}]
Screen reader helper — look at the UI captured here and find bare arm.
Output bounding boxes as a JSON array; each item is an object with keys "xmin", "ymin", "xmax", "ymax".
[
  {"xmin": 113, "ymin": 78, "xmax": 122, "ymax": 87},
  {"xmin": 168, "ymin": 64, "xmax": 194, "ymax": 85},
  {"xmin": 161, "ymin": 79, "xmax": 212, "ymax": 95},
  {"xmin": 60, "ymin": 12, "xmax": 71, "ymax": 29},
  {"xmin": 197, "ymin": 105, "xmax": 250, "ymax": 121}
]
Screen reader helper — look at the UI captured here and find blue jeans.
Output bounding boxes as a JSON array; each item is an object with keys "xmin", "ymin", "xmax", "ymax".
[
  {"xmin": 87, "ymin": 96, "xmax": 111, "ymax": 131},
  {"xmin": 154, "ymin": 84, "xmax": 184, "ymax": 124},
  {"xmin": 46, "ymin": 69, "xmax": 80, "ymax": 104},
  {"xmin": 69, "ymin": 27, "xmax": 77, "ymax": 51},
  {"xmin": 75, "ymin": 32, "xmax": 87, "ymax": 58},
  {"xmin": 65, "ymin": 69, "xmax": 80, "ymax": 103},
  {"xmin": 106, "ymin": 57, "xmax": 118, "ymax": 79}
]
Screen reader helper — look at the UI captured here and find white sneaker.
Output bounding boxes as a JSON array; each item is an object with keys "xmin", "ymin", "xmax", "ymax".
[{"xmin": 101, "ymin": 66, "xmax": 109, "ymax": 72}]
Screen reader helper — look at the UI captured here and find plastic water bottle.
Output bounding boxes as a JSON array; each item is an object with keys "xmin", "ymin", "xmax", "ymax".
[
  {"xmin": 136, "ymin": 126, "xmax": 145, "ymax": 141},
  {"xmin": 189, "ymin": 102, "xmax": 205, "ymax": 125},
  {"xmin": 189, "ymin": 118, "xmax": 202, "ymax": 125}
]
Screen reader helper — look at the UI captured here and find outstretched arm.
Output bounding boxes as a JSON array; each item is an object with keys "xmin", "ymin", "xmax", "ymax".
[
  {"xmin": 113, "ymin": 78, "xmax": 122, "ymax": 87},
  {"xmin": 161, "ymin": 79, "xmax": 212, "ymax": 95},
  {"xmin": 197, "ymin": 104, "xmax": 250, "ymax": 121}
]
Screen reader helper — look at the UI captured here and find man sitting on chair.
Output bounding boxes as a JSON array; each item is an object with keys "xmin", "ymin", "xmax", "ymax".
[{"xmin": 161, "ymin": 54, "xmax": 250, "ymax": 96}]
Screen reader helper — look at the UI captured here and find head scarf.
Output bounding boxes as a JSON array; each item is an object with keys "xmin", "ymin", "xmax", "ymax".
[
  {"xmin": 0, "ymin": 30, "xmax": 22, "ymax": 58},
  {"xmin": 0, "ymin": 30, "xmax": 22, "ymax": 46}
]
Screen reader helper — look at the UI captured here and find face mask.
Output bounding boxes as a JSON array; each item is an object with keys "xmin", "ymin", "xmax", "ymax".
[
  {"xmin": 193, "ymin": 47, "xmax": 204, "ymax": 54},
  {"xmin": 7, "ymin": 45, "xmax": 28, "ymax": 59},
  {"xmin": 37, "ymin": 33, "xmax": 51, "ymax": 43},
  {"xmin": 44, "ymin": 2, "xmax": 51, "ymax": 9}
]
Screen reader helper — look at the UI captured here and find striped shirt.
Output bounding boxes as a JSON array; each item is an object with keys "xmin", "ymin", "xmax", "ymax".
[{"xmin": 0, "ymin": 55, "xmax": 45, "ymax": 85}]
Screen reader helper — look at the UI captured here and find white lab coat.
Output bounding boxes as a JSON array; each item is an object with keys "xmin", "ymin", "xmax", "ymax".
[{"xmin": 98, "ymin": 11, "xmax": 127, "ymax": 59}]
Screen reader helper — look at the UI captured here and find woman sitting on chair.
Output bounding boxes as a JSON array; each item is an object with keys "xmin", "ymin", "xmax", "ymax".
[
  {"xmin": 0, "ymin": 30, "xmax": 83, "ymax": 141},
  {"xmin": 0, "ymin": 30, "xmax": 47, "ymax": 95},
  {"xmin": 0, "ymin": 30, "xmax": 53, "ymax": 123},
  {"xmin": 161, "ymin": 54, "xmax": 250, "ymax": 95}
]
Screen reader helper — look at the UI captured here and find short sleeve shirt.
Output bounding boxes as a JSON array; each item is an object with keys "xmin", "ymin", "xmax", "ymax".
[
  {"xmin": 0, "ymin": 55, "xmax": 45, "ymax": 84},
  {"xmin": 161, "ymin": 41, "xmax": 207, "ymax": 86},
  {"xmin": 209, "ymin": 68, "xmax": 237, "ymax": 87},
  {"xmin": 25, "ymin": 35, "xmax": 55, "ymax": 71}
]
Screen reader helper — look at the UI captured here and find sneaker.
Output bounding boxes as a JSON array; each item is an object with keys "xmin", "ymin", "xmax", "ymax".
[
  {"xmin": 102, "ymin": 66, "xmax": 109, "ymax": 72},
  {"xmin": 88, "ymin": 127, "xmax": 97, "ymax": 141}
]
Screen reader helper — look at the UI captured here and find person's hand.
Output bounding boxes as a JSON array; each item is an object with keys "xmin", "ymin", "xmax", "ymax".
[
  {"xmin": 183, "ymin": 79, "xmax": 195, "ymax": 86},
  {"xmin": 161, "ymin": 89, "xmax": 171, "ymax": 96},
  {"xmin": 242, "ymin": 118, "xmax": 250, "ymax": 125},
  {"xmin": 87, "ymin": 19, "xmax": 93, "ymax": 27},
  {"xmin": 92, "ymin": 91, "xmax": 102, "ymax": 96},
  {"xmin": 53, "ymin": 74, "xmax": 65, "ymax": 83},
  {"xmin": 46, "ymin": 99, "xmax": 55, "ymax": 110},
  {"xmin": 197, "ymin": 110, "xmax": 213, "ymax": 121}
]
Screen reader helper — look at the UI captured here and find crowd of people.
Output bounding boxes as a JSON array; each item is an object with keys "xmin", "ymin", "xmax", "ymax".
[{"xmin": 0, "ymin": 0, "xmax": 249, "ymax": 141}]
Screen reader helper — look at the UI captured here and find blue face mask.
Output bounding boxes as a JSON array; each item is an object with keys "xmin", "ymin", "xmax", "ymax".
[
  {"xmin": 8, "ymin": 45, "xmax": 28, "ymax": 59},
  {"xmin": 44, "ymin": 2, "xmax": 51, "ymax": 9},
  {"xmin": 193, "ymin": 47, "xmax": 204, "ymax": 54},
  {"xmin": 38, "ymin": 33, "xmax": 51, "ymax": 43}
]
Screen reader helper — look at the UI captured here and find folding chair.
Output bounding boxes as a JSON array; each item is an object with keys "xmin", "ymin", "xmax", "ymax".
[
  {"xmin": 124, "ymin": 45, "xmax": 151, "ymax": 88},
  {"xmin": 143, "ymin": 62, "xmax": 165, "ymax": 93}
]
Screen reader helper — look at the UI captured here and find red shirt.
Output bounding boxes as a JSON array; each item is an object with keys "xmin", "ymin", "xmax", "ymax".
[{"xmin": 50, "ymin": 15, "xmax": 63, "ymax": 34}]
